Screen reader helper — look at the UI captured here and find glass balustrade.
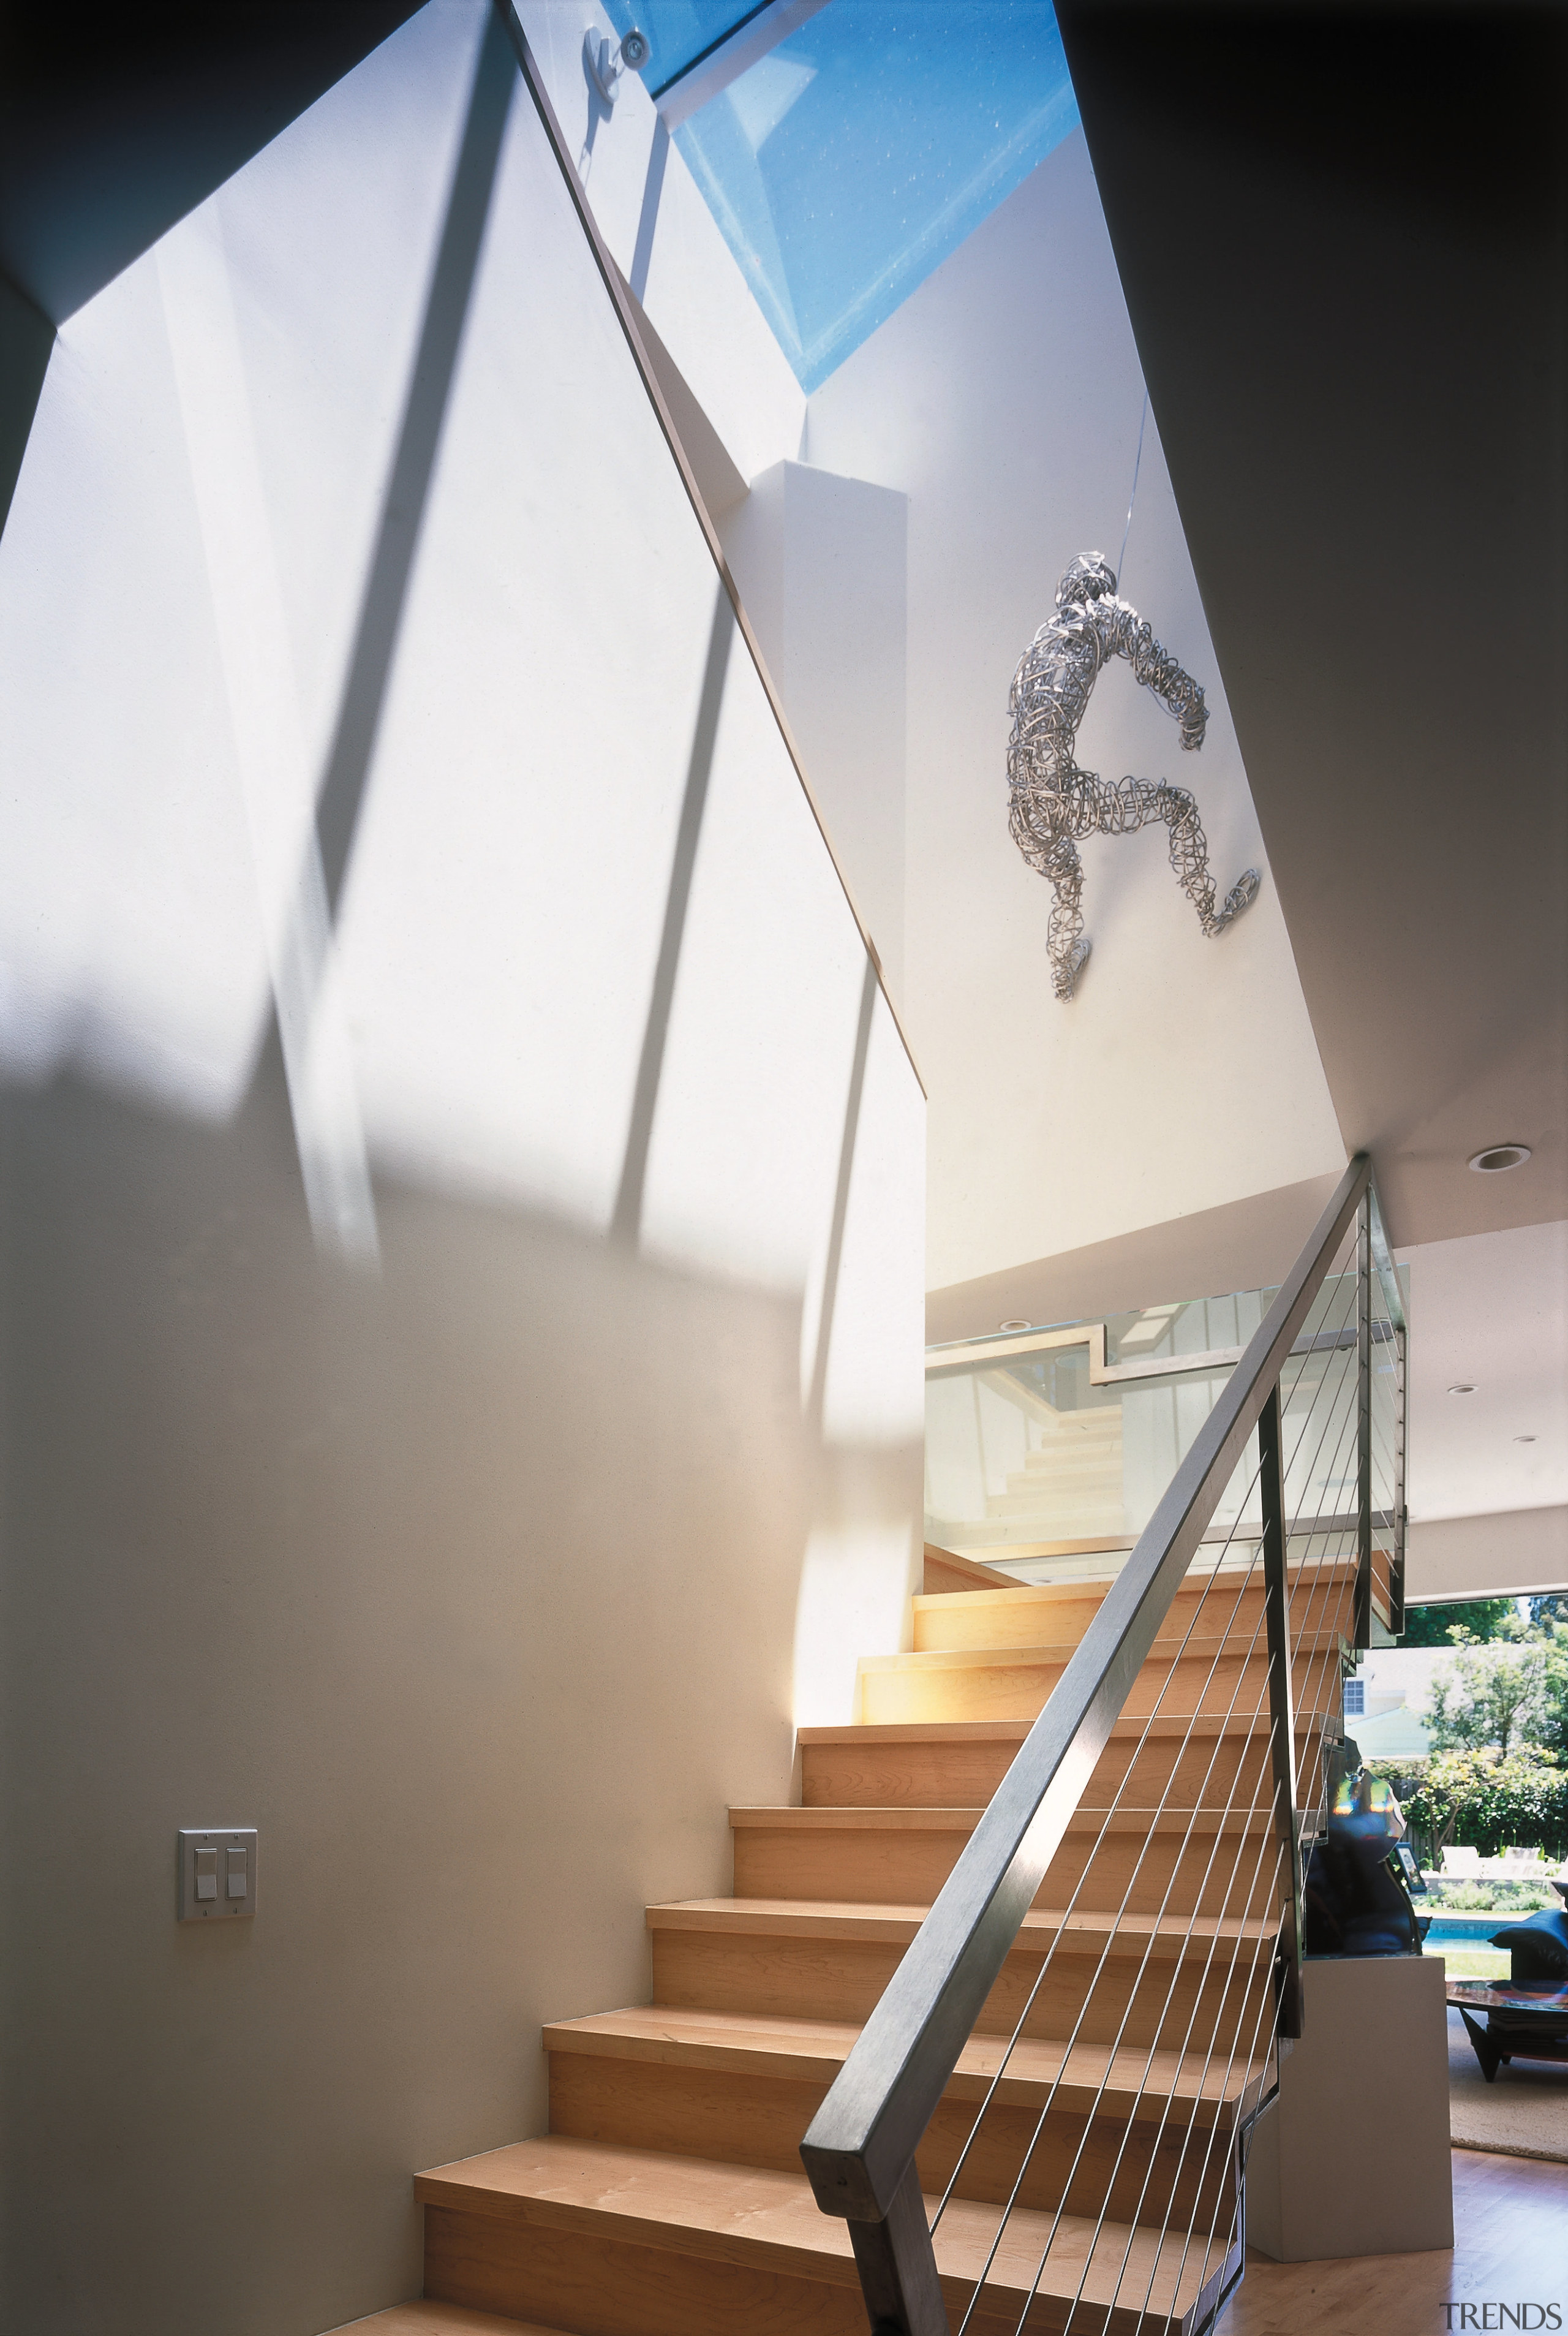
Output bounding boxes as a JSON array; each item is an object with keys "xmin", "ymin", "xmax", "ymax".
[{"xmin": 925, "ymin": 1265, "xmax": 1406, "ymax": 1587}]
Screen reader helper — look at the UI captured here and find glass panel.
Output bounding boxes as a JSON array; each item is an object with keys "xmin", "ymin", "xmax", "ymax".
[
  {"xmin": 610, "ymin": 1, "xmax": 764, "ymax": 93},
  {"xmin": 924, "ymin": 1249, "xmax": 1406, "ymax": 1589},
  {"xmin": 606, "ymin": 0, "xmax": 1080, "ymax": 390},
  {"xmin": 925, "ymin": 1293, "xmax": 1267, "ymax": 1584}
]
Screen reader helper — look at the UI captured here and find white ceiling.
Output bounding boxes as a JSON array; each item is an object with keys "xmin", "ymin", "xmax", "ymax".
[{"xmin": 1398, "ymin": 1218, "xmax": 1568, "ymax": 1522}]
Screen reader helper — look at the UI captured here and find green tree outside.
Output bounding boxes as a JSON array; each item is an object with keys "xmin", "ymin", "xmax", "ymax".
[
  {"xmin": 1428, "ymin": 1642, "xmax": 1547, "ymax": 1759},
  {"xmin": 1401, "ymin": 1748, "xmax": 1568, "ymax": 1862},
  {"xmin": 1399, "ymin": 1597, "xmax": 1517, "ymax": 1646}
]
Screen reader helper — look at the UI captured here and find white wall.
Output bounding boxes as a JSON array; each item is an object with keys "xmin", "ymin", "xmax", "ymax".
[
  {"xmin": 1406, "ymin": 1508, "xmax": 1568, "ymax": 1603},
  {"xmin": 722, "ymin": 459, "xmax": 909, "ymax": 994},
  {"xmin": 0, "ymin": 9, "xmax": 923, "ymax": 2332},
  {"xmin": 803, "ymin": 130, "xmax": 1347, "ymax": 1298},
  {"xmin": 519, "ymin": 0, "xmax": 805, "ymax": 485},
  {"xmin": 1399, "ymin": 1219, "xmax": 1568, "ymax": 1522}
]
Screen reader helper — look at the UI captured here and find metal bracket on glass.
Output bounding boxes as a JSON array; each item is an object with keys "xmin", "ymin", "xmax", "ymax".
[{"xmin": 584, "ymin": 25, "xmax": 649, "ymax": 108}]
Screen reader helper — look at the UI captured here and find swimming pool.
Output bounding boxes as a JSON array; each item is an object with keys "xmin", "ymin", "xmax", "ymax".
[{"xmin": 1422, "ymin": 1915, "xmax": 1507, "ymax": 1943}]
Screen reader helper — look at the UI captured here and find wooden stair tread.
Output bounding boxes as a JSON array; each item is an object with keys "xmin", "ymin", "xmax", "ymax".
[
  {"xmin": 646, "ymin": 1897, "xmax": 1278, "ymax": 1956},
  {"xmin": 417, "ymin": 2136, "xmax": 1218, "ymax": 2327},
  {"xmin": 923, "ymin": 1543, "xmax": 1020, "ymax": 1591},
  {"xmin": 798, "ymin": 1714, "xmax": 1328, "ymax": 1746},
  {"xmin": 543, "ymin": 2005, "xmax": 1267, "ymax": 2122},
  {"xmin": 860, "ymin": 1637, "xmax": 1292, "ymax": 1674},
  {"xmin": 913, "ymin": 1555, "xmax": 1355, "ymax": 1611},
  {"xmin": 728, "ymin": 1804, "xmax": 1276, "ymax": 1837},
  {"xmin": 325, "ymin": 2305, "xmax": 573, "ymax": 2334}
]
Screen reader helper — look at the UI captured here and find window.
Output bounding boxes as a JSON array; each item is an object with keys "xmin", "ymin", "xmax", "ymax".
[
  {"xmin": 1344, "ymin": 1679, "xmax": 1366, "ymax": 1717},
  {"xmin": 605, "ymin": 0, "xmax": 1080, "ymax": 389}
]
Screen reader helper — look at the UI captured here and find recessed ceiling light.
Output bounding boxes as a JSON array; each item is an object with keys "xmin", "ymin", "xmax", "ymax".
[
  {"xmin": 1468, "ymin": 1143, "xmax": 1531, "ymax": 1173},
  {"xmin": 998, "ymin": 1320, "xmax": 1030, "ymax": 1332},
  {"xmin": 1515, "ymin": 1434, "xmax": 1537, "ymax": 1445},
  {"xmin": 1447, "ymin": 1382, "xmax": 1477, "ymax": 1395}
]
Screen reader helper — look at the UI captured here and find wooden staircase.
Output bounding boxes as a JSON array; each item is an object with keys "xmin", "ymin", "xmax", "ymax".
[
  {"xmin": 334, "ymin": 1554, "xmax": 1355, "ymax": 2336},
  {"xmin": 984, "ymin": 1404, "xmax": 1128, "ymax": 1541}
]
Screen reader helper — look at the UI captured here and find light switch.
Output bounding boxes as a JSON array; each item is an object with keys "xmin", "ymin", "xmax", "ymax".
[{"xmin": 179, "ymin": 1829, "xmax": 258, "ymax": 1922}]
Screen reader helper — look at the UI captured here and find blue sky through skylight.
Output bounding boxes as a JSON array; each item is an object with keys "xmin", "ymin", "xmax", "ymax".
[{"xmin": 604, "ymin": 2, "xmax": 1080, "ymax": 392}]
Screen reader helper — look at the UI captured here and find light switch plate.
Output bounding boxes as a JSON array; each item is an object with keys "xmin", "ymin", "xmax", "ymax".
[{"xmin": 178, "ymin": 1829, "xmax": 257, "ymax": 1922}]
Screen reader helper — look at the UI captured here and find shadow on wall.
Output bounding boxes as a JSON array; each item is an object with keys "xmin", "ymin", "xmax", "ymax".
[
  {"xmin": 0, "ymin": 1042, "xmax": 918, "ymax": 2334},
  {"xmin": 0, "ymin": 9, "xmax": 923, "ymax": 2332}
]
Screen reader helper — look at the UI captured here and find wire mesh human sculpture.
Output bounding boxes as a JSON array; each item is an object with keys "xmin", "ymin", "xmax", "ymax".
[{"xmin": 1007, "ymin": 552, "xmax": 1261, "ymax": 999}]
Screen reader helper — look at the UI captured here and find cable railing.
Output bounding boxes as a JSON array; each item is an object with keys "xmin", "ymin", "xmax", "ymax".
[{"xmin": 801, "ymin": 1155, "xmax": 1408, "ymax": 2335}]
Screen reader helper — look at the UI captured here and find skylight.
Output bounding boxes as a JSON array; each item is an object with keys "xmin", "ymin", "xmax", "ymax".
[{"xmin": 603, "ymin": 1, "xmax": 1080, "ymax": 393}]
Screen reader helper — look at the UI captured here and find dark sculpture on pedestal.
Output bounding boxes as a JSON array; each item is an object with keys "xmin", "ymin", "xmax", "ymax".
[{"xmin": 1007, "ymin": 553, "xmax": 1261, "ymax": 999}]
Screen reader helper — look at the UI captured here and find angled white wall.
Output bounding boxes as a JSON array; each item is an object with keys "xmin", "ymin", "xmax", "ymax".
[
  {"xmin": 519, "ymin": 0, "xmax": 805, "ymax": 485},
  {"xmin": 804, "ymin": 130, "xmax": 1347, "ymax": 1310},
  {"xmin": 722, "ymin": 458, "xmax": 909, "ymax": 994},
  {"xmin": 0, "ymin": 7, "xmax": 922, "ymax": 2332}
]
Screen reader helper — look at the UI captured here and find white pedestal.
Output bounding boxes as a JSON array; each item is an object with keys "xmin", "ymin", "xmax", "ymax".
[{"xmin": 1246, "ymin": 1954, "xmax": 1454, "ymax": 2261}]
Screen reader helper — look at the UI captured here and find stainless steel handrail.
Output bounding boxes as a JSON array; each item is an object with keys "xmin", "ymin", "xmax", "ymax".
[
  {"xmin": 800, "ymin": 1152, "xmax": 1381, "ymax": 2334},
  {"xmin": 1366, "ymin": 1182, "xmax": 1409, "ymax": 1630}
]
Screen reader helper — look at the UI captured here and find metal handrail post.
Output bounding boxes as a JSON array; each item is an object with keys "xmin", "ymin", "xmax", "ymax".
[
  {"xmin": 846, "ymin": 2161, "xmax": 950, "ymax": 2336},
  {"xmin": 1257, "ymin": 1382, "xmax": 1303, "ymax": 2039},
  {"xmin": 1390, "ymin": 1317, "xmax": 1409, "ymax": 1634},
  {"xmin": 1366, "ymin": 1181, "xmax": 1408, "ymax": 1636},
  {"xmin": 1353, "ymin": 1194, "xmax": 1373, "ymax": 1649}
]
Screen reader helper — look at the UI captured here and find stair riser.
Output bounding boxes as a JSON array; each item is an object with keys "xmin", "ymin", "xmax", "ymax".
[
  {"xmin": 926, "ymin": 2096, "xmax": 1234, "ymax": 2234},
  {"xmin": 1094, "ymin": 1733, "xmax": 1313, "ymax": 1817},
  {"xmin": 548, "ymin": 2054, "xmax": 1232, "ymax": 2232},
  {"xmin": 913, "ymin": 1584, "xmax": 1223, "ymax": 1649},
  {"xmin": 801, "ymin": 1725, "xmax": 1324, "ymax": 1811},
  {"xmin": 424, "ymin": 2204, "xmax": 1191, "ymax": 2336},
  {"xmin": 915, "ymin": 1581, "xmax": 1353, "ymax": 1654},
  {"xmin": 423, "ymin": 2209, "xmax": 867, "ymax": 2336},
  {"xmin": 991, "ymin": 1479, "xmax": 1124, "ymax": 1508},
  {"xmin": 860, "ymin": 1652, "xmax": 1325, "ymax": 1727},
  {"xmin": 986, "ymin": 1499, "xmax": 1128, "ymax": 1526},
  {"xmin": 1001, "ymin": 1456, "xmax": 1123, "ymax": 1487},
  {"xmin": 998, "ymin": 1453, "xmax": 1123, "ymax": 1476},
  {"xmin": 732, "ymin": 1824, "xmax": 1285, "ymax": 1920},
  {"xmin": 1001, "ymin": 1472, "xmax": 1123, "ymax": 1500},
  {"xmin": 652, "ymin": 1931, "xmax": 1274, "ymax": 2052}
]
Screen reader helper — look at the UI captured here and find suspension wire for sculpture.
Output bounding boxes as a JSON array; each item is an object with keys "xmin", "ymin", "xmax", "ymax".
[
  {"xmin": 1117, "ymin": 389, "xmax": 1148, "ymax": 583},
  {"xmin": 1006, "ymin": 550, "xmax": 1261, "ymax": 999}
]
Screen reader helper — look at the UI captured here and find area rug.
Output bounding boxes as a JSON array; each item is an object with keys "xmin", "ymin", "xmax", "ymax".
[{"xmin": 1448, "ymin": 2008, "xmax": 1568, "ymax": 2161}]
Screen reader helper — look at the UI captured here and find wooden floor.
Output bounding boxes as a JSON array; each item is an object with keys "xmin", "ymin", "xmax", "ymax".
[{"xmin": 1219, "ymin": 2147, "xmax": 1568, "ymax": 2335}]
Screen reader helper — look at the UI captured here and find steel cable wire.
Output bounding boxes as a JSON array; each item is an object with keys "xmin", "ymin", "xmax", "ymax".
[
  {"xmin": 929, "ymin": 1469, "xmax": 1275, "ymax": 2240},
  {"xmin": 978, "ymin": 1271, "xmax": 1362, "ymax": 2326},
  {"xmin": 970, "ymin": 1527, "xmax": 1273, "ymax": 2336},
  {"xmin": 937, "ymin": 1516, "xmax": 1269, "ymax": 2302},
  {"xmin": 1035, "ymin": 1614, "xmax": 1291, "ymax": 2330},
  {"xmin": 938, "ymin": 1258, "xmax": 1359, "ymax": 2270},
  {"xmin": 1153, "ymin": 1527, "xmax": 1360, "ymax": 2327},
  {"xmin": 1120, "ymin": 1437, "xmax": 1365, "ymax": 2327},
  {"xmin": 930, "ymin": 1251, "xmax": 1363, "ymax": 2327},
  {"xmin": 1030, "ymin": 1366, "xmax": 1365, "ymax": 2330},
  {"xmin": 1137, "ymin": 1408, "xmax": 1366, "ymax": 2323}
]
